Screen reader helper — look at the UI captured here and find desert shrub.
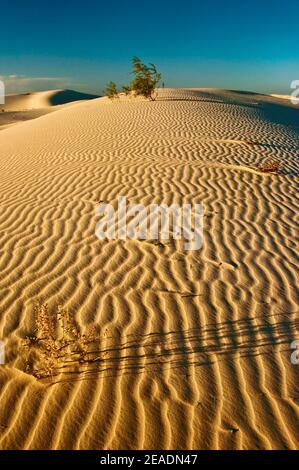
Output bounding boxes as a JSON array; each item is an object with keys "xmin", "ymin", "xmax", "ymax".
[
  {"xmin": 258, "ymin": 157, "xmax": 281, "ymax": 174},
  {"xmin": 129, "ymin": 56, "xmax": 161, "ymax": 101},
  {"xmin": 22, "ymin": 303, "xmax": 98, "ymax": 379},
  {"xmin": 106, "ymin": 57, "xmax": 162, "ymax": 101},
  {"xmin": 104, "ymin": 81, "xmax": 119, "ymax": 100}
]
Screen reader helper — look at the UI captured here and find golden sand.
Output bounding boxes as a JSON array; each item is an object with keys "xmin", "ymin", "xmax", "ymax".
[{"xmin": 0, "ymin": 88, "xmax": 298, "ymax": 449}]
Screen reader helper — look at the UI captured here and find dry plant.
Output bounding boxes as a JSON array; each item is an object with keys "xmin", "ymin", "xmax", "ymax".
[
  {"xmin": 258, "ymin": 157, "xmax": 281, "ymax": 174},
  {"xmin": 103, "ymin": 81, "xmax": 119, "ymax": 100},
  {"xmin": 22, "ymin": 303, "xmax": 98, "ymax": 379},
  {"xmin": 105, "ymin": 56, "xmax": 162, "ymax": 101}
]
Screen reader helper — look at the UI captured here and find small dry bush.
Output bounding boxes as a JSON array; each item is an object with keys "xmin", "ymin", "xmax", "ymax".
[
  {"xmin": 103, "ymin": 81, "xmax": 119, "ymax": 100},
  {"xmin": 105, "ymin": 56, "xmax": 162, "ymax": 101},
  {"xmin": 258, "ymin": 157, "xmax": 281, "ymax": 174},
  {"xmin": 22, "ymin": 304, "xmax": 98, "ymax": 379}
]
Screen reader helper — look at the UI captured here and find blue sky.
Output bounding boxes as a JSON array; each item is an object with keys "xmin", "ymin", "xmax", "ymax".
[{"xmin": 0, "ymin": 0, "xmax": 298, "ymax": 94}]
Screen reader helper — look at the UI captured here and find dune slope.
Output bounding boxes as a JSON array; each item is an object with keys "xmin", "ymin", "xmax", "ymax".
[
  {"xmin": 2, "ymin": 89, "xmax": 99, "ymax": 111},
  {"xmin": 0, "ymin": 89, "xmax": 298, "ymax": 449},
  {"xmin": 0, "ymin": 89, "xmax": 98, "ymax": 130}
]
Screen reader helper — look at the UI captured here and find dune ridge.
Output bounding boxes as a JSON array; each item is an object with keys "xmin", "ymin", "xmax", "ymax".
[
  {"xmin": 2, "ymin": 89, "xmax": 99, "ymax": 111},
  {"xmin": 0, "ymin": 88, "xmax": 298, "ymax": 449},
  {"xmin": 0, "ymin": 89, "xmax": 98, "ymax": 131}
]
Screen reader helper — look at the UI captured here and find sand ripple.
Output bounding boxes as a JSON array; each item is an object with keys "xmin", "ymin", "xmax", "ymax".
[{"xmin": 0, "ymin": 89, "xmax": 298, "ymax": 449}]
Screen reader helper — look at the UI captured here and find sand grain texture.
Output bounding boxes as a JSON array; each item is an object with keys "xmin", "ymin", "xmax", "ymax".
[{"xmin": 0, "ymin": 89, "xmax": 298, "ymax": 449}]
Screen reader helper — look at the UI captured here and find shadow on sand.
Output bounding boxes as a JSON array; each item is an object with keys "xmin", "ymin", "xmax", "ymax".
[
  {"xmin": 43, "ymin": 315, "xmax": 299, "ymax": 384},
  {"xmin": 48, "ymin": 89, "xmax": 99, "ymax": 106}
]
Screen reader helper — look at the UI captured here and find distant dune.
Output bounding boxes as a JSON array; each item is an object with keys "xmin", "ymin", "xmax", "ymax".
[
  {"xmin": 2, "ymin": 89, "xmax": 99, "ymax": 111},
  {"xmin": 0, "ymin": 88, "xmax": 298, "ymax": 450},
  {"xmin": 0, "ymin": 89, "xmax": 99, "ymax": 130}
]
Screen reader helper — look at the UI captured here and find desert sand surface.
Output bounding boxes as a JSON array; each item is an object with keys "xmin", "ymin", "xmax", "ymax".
[
  {"xmin": 0, "ymin": 88, "xmax": 298, "ymax": 450},
  {"xmin": 0, "ymin": 89, "xmax": 98, "ymax": 130}
]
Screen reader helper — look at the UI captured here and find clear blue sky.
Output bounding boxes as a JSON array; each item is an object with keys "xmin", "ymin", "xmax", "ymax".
[{"xmin": 0, "ymin": 0, "xmax": 298, "ymax": 94}]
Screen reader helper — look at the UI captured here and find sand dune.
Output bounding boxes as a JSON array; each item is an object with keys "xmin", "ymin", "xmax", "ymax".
[
  {"xmin": 0, "ymin": 89, "xmax": 98, "ymax": 130},
  {"xmin": 2, "ymin": 89, "xmax": 98, "ymax": 111},
  {"xmin": 0, "ymin": 88, "xmax": 298, "ymax": 449}
]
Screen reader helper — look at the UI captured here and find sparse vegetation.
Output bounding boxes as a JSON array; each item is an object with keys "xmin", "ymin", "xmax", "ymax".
[
  {"xmin": 105, "ymin": 56, "xmax": 162, "ymax": 101},
  {"xmin": 103, "ymin": 81, "xmax": 119, "ymax": 100},
  {"xmin": 258, "ymin": 157, "xmax": 281, "ymax": 174},
  {"xmin": 129, "ymin": 56, "xmax": 161, "ymax": 101},
  {"xmin": 121, "ymin": 84, "xmax": 132, "ymax": 96},
  {"xmin": 22, "ymin": 303, "xmax": 98, "ymax": 379}
]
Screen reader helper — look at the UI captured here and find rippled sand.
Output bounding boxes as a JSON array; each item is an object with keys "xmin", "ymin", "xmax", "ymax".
[{"xmin": 0, "ymin": 88, "xmax": 298, "ymax": 449}]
